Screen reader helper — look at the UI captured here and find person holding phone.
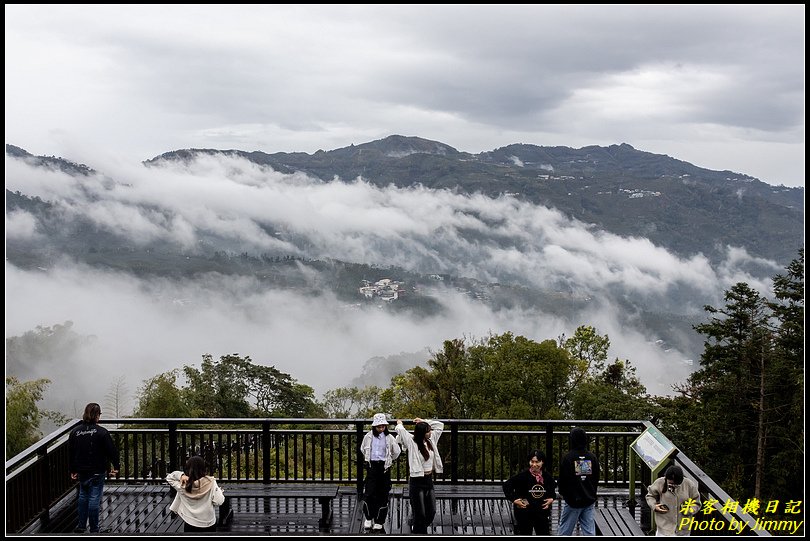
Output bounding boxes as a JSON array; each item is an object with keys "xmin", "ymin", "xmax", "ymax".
[{"xmin": 645, "ymin": 465, "xmax": 700, "ymax": 536}]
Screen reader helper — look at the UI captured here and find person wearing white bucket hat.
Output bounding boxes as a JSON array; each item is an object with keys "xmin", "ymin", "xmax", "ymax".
[{"xmin": 360, "ymin": 413, "xmax": 401, "ymax": 531}]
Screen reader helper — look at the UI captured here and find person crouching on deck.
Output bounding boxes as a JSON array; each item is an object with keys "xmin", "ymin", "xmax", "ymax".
[
  {"xmin": 503, "ymin": 449, "xmax": 558, "ymax": 535},
  {"xmin": 166, "ymin": 456, "xmax": 225, "ymax": 532}
]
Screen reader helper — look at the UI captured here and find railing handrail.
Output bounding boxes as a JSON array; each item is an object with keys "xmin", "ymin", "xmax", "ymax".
[
  {"xmin": 674, "ymin": 450, "xmax": 769, "ymax": 536},
  {"xmin": 78, "ymin": 417, "xmax": 647, "ymax": 425},
  {"xmin": 6, "ymin": 419, "xmax": 82, "ymax": 479},
  {"xmin": 6, "ymin": 417, "xmax": 647, "ymax": 478}
]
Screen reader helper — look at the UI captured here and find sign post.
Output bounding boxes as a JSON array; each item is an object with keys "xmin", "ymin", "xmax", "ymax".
[{"xmin": 629, "ymin": 425, "xmax": 678, "ymax": 532}]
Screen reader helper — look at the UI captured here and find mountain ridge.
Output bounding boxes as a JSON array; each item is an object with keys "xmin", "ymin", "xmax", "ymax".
[
  {"xmin": 144, "ymin": 136, "xmax": 804, "ymax": 265},
  {"xmin": 7, "ymin": 137, "xmax": 804, "ymax": 265}
]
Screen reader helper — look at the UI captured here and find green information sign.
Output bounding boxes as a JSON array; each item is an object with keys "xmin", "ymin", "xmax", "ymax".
[{"xmin": 630, "ymin": 425, "xmax": 677, "ymax": 471}]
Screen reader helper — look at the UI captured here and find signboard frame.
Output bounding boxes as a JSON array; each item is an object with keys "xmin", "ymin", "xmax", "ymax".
[{"xmin": 630, "ymin": 425, "xmax": 677, "ymax": 471}]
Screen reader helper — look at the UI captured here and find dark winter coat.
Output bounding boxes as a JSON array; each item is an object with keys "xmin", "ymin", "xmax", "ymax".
[
  {"xmin": 503, "ymin": 468, "xmax": 557, "ymax": 512},
  {"xmin": 68, "ymin": 422, "xmax": 120, "ymax": 475},
  {"xmin": 557, "ymin": 427, "xmax": 600, "ymax": 508}
]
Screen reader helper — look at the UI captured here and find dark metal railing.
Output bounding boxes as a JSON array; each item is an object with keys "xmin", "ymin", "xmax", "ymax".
[
  {"xmin": 6, "ymin": 418, "xmax": 644, "ymax": 533},
  {"xmin": 5, "ymin": 427, "xmax": 75, "ymax": 534},
  {"xmin": 8, "ymin": 417, "xmax": 766, "ymax": 535}
]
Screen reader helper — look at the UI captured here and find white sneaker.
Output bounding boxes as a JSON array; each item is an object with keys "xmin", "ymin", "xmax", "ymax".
[
  {"xmin": 363, "ymin": 519, "xmax": 373, "ymax": 529},
  {"xmin": 372, "ymin": 523, "xmax": 384, "ymax": 531}
]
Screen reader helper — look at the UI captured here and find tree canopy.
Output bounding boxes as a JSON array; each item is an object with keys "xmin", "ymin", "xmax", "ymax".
[
  {"xmin": 358, "ymin": 329, "xmax": 650, "ymax": 421},
  {"xmin": 133, "ymin": 354, "xmax": 321, "ymax": 419},
  {"xmin": 657, "ymin": 250, "xmax": 804, "ymax": 503},
  {"xmin": 6, "ymin": 377, "xmax": 67, "ymax": 459}
]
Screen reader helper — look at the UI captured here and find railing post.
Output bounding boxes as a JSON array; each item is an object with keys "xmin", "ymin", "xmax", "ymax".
[
  {"xmin": 451, "ymin": 422, "xmax": 458, "ymax": 484},
  {"xmin": 168, "ymin": 422, "xmax": 178, "ymax": 472},
  {"xmin": 628, "ymin": 451, "xmax": 636, "ymax": 505},
  {"xmin": 262, "ymin": 421, "xmax": 271, "ymax": 484},
  {"xmin": 355, "ymin": 422, "xmax": 365, "ymax": 495},
  {"xmin": 37, "ymin": 446, "xmax": 51, "ymax": 529},
  {"xmin": 545, "ymin": 423, "xmax": 553, "ymax": 473}
]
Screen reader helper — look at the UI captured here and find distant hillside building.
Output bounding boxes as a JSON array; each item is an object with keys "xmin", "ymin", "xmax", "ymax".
[{"xmin": 358, "ymin": 278, "xmax": 405, "ymax": 302}]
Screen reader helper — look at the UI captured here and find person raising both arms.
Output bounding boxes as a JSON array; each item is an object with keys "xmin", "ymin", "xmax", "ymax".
[{"xmin": 395, "ymin": 417, "xmax": 444, "ymax": 535}]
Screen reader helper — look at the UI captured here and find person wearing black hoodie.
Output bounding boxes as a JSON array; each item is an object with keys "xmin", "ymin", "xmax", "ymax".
[
  {"xmin": 557, "ymin": 427, "xmax": 600, "ymax": 535},
  {"xmin": 68, "ymin": 403, "xmax": 120, "ymax": 533}
]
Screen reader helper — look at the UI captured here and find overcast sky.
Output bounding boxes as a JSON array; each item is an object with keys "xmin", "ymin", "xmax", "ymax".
[{"xmin": 5, "ymin": 5, "xmax": 805, "ymax": 187}]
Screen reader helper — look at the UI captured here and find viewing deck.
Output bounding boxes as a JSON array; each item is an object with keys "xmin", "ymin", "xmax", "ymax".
[
  {"xmin": 6, "ymin": 418, "xmax": 767, "ymax": 536},
  {"xmin": 22, "ymin": 482, "xmax": 641, "ymax": 535}
]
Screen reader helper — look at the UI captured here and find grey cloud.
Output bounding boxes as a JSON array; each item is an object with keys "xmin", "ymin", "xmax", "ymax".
[
  {"xmin": 6, "ymin": 257, "xmax": 688, "ymax": 414},
  {"xmin": 12, "ymin": 153, "xmax": 775, "ymax": 309},
  {"xmin": 202, "ymin": 157, "xmax": 769, "ymax": 303},
  {"xmin": 5, "ymin": 210, "xmax": 41, "ymax": 240},
  {"xmin": 5, "ymin": 5, "xmax": 804, "ymax": 186}
]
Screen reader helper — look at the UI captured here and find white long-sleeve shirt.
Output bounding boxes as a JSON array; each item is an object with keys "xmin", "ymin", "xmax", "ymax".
[
  {"xmin": 361, "ymin": 431, "xmax": 401, "ymax": 470},
  {"xmin": 395, "ymin": 419, "xmax": 444, "ymax": 477}
]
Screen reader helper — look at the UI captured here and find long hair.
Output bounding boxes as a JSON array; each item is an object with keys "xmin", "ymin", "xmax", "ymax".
[
  {"xmin": 183, "ymin": 456, "xmax": 208, "ymax": 493},
  {"xmin": 82, "ymin": 403, "xmax": 101, "ymax": 424},
  {"xmin": 414, "ymin": 421, "xmax": 433, "ymax": 460}
]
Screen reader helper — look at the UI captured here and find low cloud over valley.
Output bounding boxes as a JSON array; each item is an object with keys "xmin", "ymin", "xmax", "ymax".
[{"xmin": 5, "ymin": 153, "xmax": 785, "ymax": 417}]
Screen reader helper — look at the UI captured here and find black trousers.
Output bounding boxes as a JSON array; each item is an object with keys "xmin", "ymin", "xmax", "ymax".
[
  {"xmin": 183, "ymin": 522, "xmax": 216, "ymax": 533},
  {"xmin": 409, "ymin": 475, "xmax": 436, "ymax": 534},
  {"xmin": 513, "ymin": 507, "xmax": 551, "ymax": 535},
  {"xmin": 363, "ymin": 461, "xmax": 392, "ymax": 523}
]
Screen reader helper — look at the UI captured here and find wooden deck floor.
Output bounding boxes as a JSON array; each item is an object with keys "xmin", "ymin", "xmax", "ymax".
[{"xmin": 28, "ymin": 483, "xmax": 642, "ymax": 535}]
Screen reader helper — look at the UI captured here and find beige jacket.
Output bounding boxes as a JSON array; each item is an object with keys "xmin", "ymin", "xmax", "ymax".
[
  {"xmin": 167, "ymin": 471, "xmax": 225, "ymax": 527},
  {"xmin": 645, "ymin": 476, "xmax": 700, "ymax": 536}
]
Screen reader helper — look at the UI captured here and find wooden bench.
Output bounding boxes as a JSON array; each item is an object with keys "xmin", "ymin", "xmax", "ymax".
[
  {"xmin": 594, "ymin": 506, "xmax": 645, "ymax": 536},
  {"xmin": 400, "ymin": 484, "xmax": 507, "ymax": 516},
  {"xmin": 385, "ymin": 484, "xmax": 512, "ymax": 535},
  {"xmin": 401, "ymin": 484, "xmax": 505, "ymax": 500},
  {"xmin": 218, "ymin": 484, "xmax": 339, "ymax": 531}
]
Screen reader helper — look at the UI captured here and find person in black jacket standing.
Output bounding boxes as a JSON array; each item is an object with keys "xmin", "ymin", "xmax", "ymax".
[
  {"xmin": 557, "ymin": 427, "xmax": 600, "ymax": 535},
  {"xmin": 68, "ymin": 403, "xmax": 120, "ymax": 533},
  {"xmin": 503, "ymin": 449, "xmax": 557, "ymax": 535}
]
